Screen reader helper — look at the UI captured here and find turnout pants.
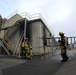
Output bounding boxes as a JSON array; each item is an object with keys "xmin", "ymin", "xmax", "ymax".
[{"xmin": 61, "ymin": 47, "xmax": 68, "ymax": 60}]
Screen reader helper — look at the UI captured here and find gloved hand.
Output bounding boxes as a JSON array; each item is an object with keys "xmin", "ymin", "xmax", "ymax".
[{"xmin": 58, "ymin": 40, "xmax": 61, "ymax": 42}]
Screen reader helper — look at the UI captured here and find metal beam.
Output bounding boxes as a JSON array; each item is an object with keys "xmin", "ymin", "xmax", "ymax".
[{"xmin": 24, "ymin": 18, "xmax": 27, "ymax": 40}]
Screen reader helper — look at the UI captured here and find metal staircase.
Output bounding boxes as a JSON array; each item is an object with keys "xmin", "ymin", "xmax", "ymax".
[
  {"xmin": 15, "ymin": 31, "xmax": 24, "ymax": 55},
  {"xmin": 0, "ymin": 30, "xmax": 24, "ymax": 55},
  {"xmin": 0, "ymin": 39, "xmax": 10, "ymax": 55},
  {"xmin": 3, "ymin": 21, "xmax": 21, "ymax": 54},
  {"xmin": 4, "ymin": 21, "xmax": 20, "ymax": 38},
  {"xmin": 0, "ymin": 20, "xmax": 23, "ymax": 55},
  {"xmin": 3, "ymin": 36, "xmax": 15, "ymax": 54}
]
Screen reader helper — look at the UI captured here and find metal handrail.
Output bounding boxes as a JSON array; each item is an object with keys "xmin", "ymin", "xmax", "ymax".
[
  {"xmin": 4, "ymin": 23, "xmax": 20, "ymax": 38},
  {"xmin": 20, "ymin": 12, "xmax": 50, "ymax": 32},
  {"xmin": 15, "ymin": 31, "xmax": 24, "ymax": 55},
  {"xmin": 20, "ymin": 12, "xmax": 31, "ymax": 20},
  {"xmin": 20, "ymin": 12, "xmax": 47, "ymax": 24},
  {"xmin": 2, "ymin": 38, "xmax": 14, "ymax": 53},
  {"xmin": 7, "ymin": 10, "xmax": 18, "ymax": 19},
  {"xmin": 16, "ymin": 35, "xmax": 24, "ymax": 56},
  {"xmin": 7, "ymin": 26, "xmax": 20, "ymax": 38},
  {"xmin": 4, "ymin": 35, "xmax": 15, "ymax": 49}
]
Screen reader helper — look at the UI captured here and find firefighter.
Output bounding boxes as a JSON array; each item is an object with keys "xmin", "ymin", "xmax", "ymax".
[
  {"xmin": 58, "ymin": 32, "xmax": 69, "ymax": 62},
  {"xmin": 22, "ymin": 38, "xmax": 32, "ymax": 59}
]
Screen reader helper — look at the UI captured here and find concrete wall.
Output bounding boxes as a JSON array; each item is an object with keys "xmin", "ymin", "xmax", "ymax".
[
  {"xmin": 2, "ymin": 14, "xmax": 23, "ymax": 28},
  {"xmin": 0, "ymin": 30, "xmax": 4, "ymax": 39},
  {"xmin": 8, "ymin": 29, "xmax": 20, "ymax": 45},
  {"xmin": 29, "ymin": 21, "xmax": 42, "ymax": 55},
  {"xmin": 29, "ymin": 20, "xmax": 53, "ymax": 55},
  {"xmin": 44, "ymin": 27, "xmax": 53, "ymax": 54}
]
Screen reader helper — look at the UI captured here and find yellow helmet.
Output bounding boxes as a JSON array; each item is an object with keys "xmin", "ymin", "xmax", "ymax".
[{"xmin": 59, "ymin": 32, "xmax": 64, "ymax": 35}]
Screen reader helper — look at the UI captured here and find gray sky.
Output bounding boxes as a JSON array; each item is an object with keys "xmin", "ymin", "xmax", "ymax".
[{"xmin": 0, "ymin": 0, "xmax": 76, "ymax": 37}]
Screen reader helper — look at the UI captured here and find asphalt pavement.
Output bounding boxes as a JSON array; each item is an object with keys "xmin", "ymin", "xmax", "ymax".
[{"xmin": 0, "ymin": 49, "xmax": 76, "ymax": 75}]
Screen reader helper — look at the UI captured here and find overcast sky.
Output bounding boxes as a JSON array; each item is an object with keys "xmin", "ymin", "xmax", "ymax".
[{"xmin": 0, "ymin": 0, "xmax": 76, "ymax": 37}]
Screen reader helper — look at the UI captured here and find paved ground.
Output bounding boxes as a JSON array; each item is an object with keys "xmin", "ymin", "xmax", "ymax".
[
  {"xmin": 0, "ymin": 49, "xmax": 76, "ymax": 75},
  {"xmin": 0, "ymin": 57, "xmax": 26, "ymax": 75},
  {"xmin": 54, "ymin": 50, "xmax": 76, "ymax": 75}
]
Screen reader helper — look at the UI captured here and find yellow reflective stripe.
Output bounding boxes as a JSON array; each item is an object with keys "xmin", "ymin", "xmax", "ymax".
[
  {"xmin": 25, "ymin": 48, "xmax": 30, "ymax": 49},
  {"xmin": 22, "ymin": 42, "xmax": 25, "ymax": 47},
  {"xmin": 60, "ymin": 46, "xmax": 64, "ymax": 49}
]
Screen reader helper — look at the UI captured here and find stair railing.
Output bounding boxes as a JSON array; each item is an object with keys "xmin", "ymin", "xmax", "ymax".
[
  {"xmin": 15, "ymin": 31, "xmax": 24, "ymax": 55},
  {"xmin": 4, "ymin": 21, "xmax": 20, "ymax": 37},
  {"xmin": 5, "ymin": 24, "xmax": 20, "ymax": 38},
  {"xmin": 4, "ymin": 35, "xmax": 15, "ymax": 50},
  {"xmin": 2, "ymin": 38, "xmax": 14, "ymax": 54}
]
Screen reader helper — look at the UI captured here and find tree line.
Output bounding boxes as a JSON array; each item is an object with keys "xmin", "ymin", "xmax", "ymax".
[{"xmin": 0, "ymin": 15, "xmax": 7, "ymax": 28}]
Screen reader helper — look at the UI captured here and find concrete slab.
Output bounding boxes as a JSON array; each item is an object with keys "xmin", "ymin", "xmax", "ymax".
[
  {"xmin": 1, "ymin": 49, "xmax": 76, "ymax": 75},
  {"xmin": 0, "ymin": 58, "xmax": 26, "ymax": 75}
]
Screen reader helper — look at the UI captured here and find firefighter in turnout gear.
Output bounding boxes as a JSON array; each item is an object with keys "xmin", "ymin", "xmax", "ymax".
[
  {"xmin": 58, "ymin": 32, "xmax": 69, "ymax": 62},
  {"xmin": 22, "ymin": 38, "xmax": 32, "ymax": 59}
]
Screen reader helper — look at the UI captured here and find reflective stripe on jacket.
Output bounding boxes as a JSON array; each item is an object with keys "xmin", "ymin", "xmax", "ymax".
[{"xmin": 22, "ymin": 42, "xmax": 32, "ymax": 50}]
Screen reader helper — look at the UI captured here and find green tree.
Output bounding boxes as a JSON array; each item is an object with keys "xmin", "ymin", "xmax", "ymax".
[
  {"xmin": 0, "ymin": 15, "xmax": 3, "ymax": 28},
  {"xmin": 0, "ymin": 14, "xmax": 7, "ymax": 28},
  {"xmin": 2, "ymin": 18, "xmax": 7, "ymax": 24}
]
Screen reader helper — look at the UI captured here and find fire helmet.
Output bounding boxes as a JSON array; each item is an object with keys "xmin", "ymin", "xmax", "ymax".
[{"xmin": 59, "ymin": 32, "xmax": 64, "ymax": 35}]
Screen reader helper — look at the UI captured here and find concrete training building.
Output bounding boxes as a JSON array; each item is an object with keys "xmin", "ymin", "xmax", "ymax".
[{"xmin": 0, "ymin": 13, "xmax": 54, "ymax": 56}]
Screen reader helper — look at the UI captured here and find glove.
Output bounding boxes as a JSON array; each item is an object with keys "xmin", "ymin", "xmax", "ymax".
[{"xmin": 58, "ymin": 40, "xmax": 61, "ymax": 42}]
